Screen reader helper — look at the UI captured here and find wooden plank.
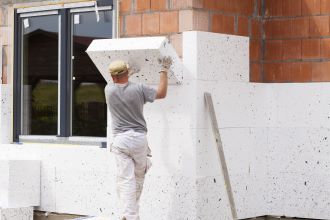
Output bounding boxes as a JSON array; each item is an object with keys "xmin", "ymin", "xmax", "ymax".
[{"xmin": 204, "ymin": 92, "xmax": 238, "ymax": 220}]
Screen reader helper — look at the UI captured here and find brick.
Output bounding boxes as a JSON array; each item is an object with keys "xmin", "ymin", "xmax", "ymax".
[
  {"xmin": 169, "ymin": 33, "xmax": 183, "ymax": 58},
  {"xmin": 302, "ymin": 0, "xmax": 321, "ymax": 15},
  {"xmin": 2, "ymin": 46, "xmax": 9, "ymax": 66},
  {"xmin": 264, "ymin": 20, "xmax": 274, "ymax": 39},
  {"xmin": 282, "ymin": 0, "xmax": 302, "ymax": 16},
  {"xmin": 151, "ymin": 0, "xmax": 167, "ymax": 10},
  {"xmin": 282, "ymin": 62, "xmax": 293, "ymax": 78},
  {"xmin": 0, "ymin": 7, "xmax": 6, "ymax": 26},
  {"xmin": 265, "ymin": 0, "xmax": 282, "ymax": 17},
  {"xmin": 193, "ymin": 10, "xmax": 209, "ymax": 31},
  {"xmin": 291, "ymin": 17, "xmax": 310, "ymax": 37},
  {"xmin": 7, "ymin": 6, "xmax": 13, "ymax": 27},
  {"xmin": 235, "ymin": 0, "xmax": 254, "ymax": 16},
  {"xmin": 251, "ymin": 19, "xmax": 261, "ymax": 39},
  {"xmin": 160, "ymin": 11, "xmax": 179, "ymax": 33},
  {"xmin": 293, "ymin": 62, "xmax": 313, "ymax": 82},
  {"xmin": 2, "ymin": 64, "xmax": 7, "ymax": 84},
  {"xmin": 264, "ymin": 63, "xmax": 287, "ymax": 82},
  {"xmin": 312, "ymin": 61, "xmax": 330, "ymax": 81},
  {"xmin": 203, "ymin": 0, "xmax": 216, "ymax": 9},
  {"xmin": 257, "ymin": 0, "xmax": 263, "ymax": 16},
  {"xmin": 302, "ymin": 39, "xmax": 320, "ymax": 59},
  {"xmin": 125, "ymin": 14, "xmax": 142, "ymax": 36},
  {"xmin": 282, "ymin": 39, "xmax": 302, "ymax": 60},
  {"xmin": 179, "ymin": 10, "xmax": 193, "ymax": 31},
  {"xmin": 193, "ymin": 0, "xmax": 204, "ymax": 8},
  {"xmin": 171, "ymin": 0, "xmax": 203, "ymax": 9},
  {"xmin": 180, "ymin": 10, "xmax": 208, "ymax": 32},
  {"xmin": 264, "ymin": 19, "xmax": 291, "ymax": 39},
  {"xmin": 321, "ymin": 38, "xmax": 330, "ymax": 58},
  {"xmin": 237, "ymin": 16, "xmax": 249, "ymax": 36},
  {"xmin": 120, "ymin": 0, "xmax": 132, "ymax": 13},
  {"xmin": 214, "ymin": 0, "xmax": 226, "ymax": 11},
  {"xmin": 321, "ymin": 0, "xmax": 330, "ymax": 14},
  {"xmin": 250, "ymin": 63, "xmax": 262, "ymax": 82},
  {"xmin": 120, "ymin": 15, "xmax": 124, "ymax": 37},
  {"xmin": 281, "ymin": 19, "xmax": 293, "ymax": 38},
  {"xmin": 136, "ymin": 0, "xmax": 150, "ymax": 12},
  {"xmin": 281, "ymin": 62, "xmax": 313, "ymax": 82},
  {"xmin": 203, "ymin": 0, "xmax": 235, "ymax": 11},
  {"xmin": 142, "ymin": 13, "xmax": 160, "ymax": 35},
  {"xmin": 265, "ymin": 40, "xmax": 283, "ymax": 60},
  {"xmin": 211, "ymin": 14, "xmax": 235, "ymax": 34},
  {"xmin": 0, "ymin": 27, "xmax": 10, "ymax": 46},
  {"xmin": 291, "ymin": 62, "xmax": 302, "ymax": 78},
  {"xmin": 309, "ymin": 16, "xmax": 330, "ymax": 37},
  {"xmin": 250, "ymin": 39, "xmax": 261, "ymax": 61}
]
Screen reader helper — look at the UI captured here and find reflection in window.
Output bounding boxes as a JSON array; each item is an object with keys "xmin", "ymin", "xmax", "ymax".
[
  {"xmin": 22, "ymin": 15, "xmax": 59, "ymax": 135},
  {"xmin": 72, "ymin": 11, "xmax": 112, "ymax": 137}
]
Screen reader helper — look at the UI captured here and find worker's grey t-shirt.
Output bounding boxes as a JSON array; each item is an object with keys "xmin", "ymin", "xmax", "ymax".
[{"xmin": 104, "ymin": 81, "xmax": 157, "ymax": 135}]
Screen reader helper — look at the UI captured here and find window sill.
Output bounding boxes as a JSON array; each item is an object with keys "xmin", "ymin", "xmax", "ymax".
[{"xmin": 18, "ymin": 135, "xmax": 107, "ymax": 148}]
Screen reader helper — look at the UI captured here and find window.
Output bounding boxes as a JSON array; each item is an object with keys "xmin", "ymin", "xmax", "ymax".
[
  {"xmin": 22, "ymin": 14, "xmax": 59, "ymax": 135},
  {"xmin": 14, "ymin": 2, "xmax": 115, "ymax": 141},
  {"xmin": 71, "ymin": 10, "xmax": 112, "ymax": 137}
]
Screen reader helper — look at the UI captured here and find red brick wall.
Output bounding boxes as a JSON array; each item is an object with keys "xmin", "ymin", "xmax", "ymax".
[
  {"xmin": 263, "ymin": 0, "xmax": 330, "ymax": 82},
  {"xmin": 3, "ymin": 0, "xmax": 327, "ymax": 83}
]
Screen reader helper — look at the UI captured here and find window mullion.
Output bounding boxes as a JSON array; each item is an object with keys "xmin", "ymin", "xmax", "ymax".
[
  {"xmin": 13, "ymin": 10, "xmax": 21, "ymax": 142},
  {"xmin": 59, "ymin": 9, "xmax": 71, "ymax": 137}
]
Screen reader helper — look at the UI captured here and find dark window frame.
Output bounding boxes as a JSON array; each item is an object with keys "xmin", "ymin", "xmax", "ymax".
[{"xmin": 13, "ymin": 2, "xmax": 114, "ymax": 142}]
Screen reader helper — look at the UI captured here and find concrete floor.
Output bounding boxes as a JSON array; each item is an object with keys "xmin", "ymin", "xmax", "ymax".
[
  {"xmin": 34, "ymin": 211, "xmax": 82, "ymax": 220},
  {"xmin": 33, "ymin": 212, "xmax": 316, "ymax": 220},
  {"xmin": 246, "ymin": 217, "xmax": 313, "ymax": 220}
]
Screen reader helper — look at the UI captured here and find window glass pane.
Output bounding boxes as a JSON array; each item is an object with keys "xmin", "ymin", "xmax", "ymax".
[
  {"xmin": 72, "ymin": 11, "xmax": 112, "ymax": 137},
  {"xmin": 22, "ymin": 15, "xmax": 59, "ymax": 135}
]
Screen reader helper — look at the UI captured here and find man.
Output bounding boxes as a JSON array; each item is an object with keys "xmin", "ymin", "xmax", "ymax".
[{"xmin": 105, "ymin": 57, "xmax": 172, "ymax": 220}]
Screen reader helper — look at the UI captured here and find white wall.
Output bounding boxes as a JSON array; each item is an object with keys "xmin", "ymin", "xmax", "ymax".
[{"xmin": 0, "ymin": 31, "xmax": 330, "ymax": 220}]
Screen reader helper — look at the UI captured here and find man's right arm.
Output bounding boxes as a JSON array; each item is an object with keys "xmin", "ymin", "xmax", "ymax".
[
  {"xmin": 156, "ymin": 71, "xmax": 168, "ymax": 99},
  {"xmin": 156, "ymin": 57, "xmax": 172, "ymax": 100}
]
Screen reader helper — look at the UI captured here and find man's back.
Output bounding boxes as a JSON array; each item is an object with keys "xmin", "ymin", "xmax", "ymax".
[{"xmin": 105, "ymin": 81, "xmax": 157, "ymax": 135}]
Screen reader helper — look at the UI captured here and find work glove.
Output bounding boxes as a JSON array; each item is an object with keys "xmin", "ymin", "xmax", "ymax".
[{"xmin": 159, "ymin": 56, "xmax": 173, "ymax": 73}]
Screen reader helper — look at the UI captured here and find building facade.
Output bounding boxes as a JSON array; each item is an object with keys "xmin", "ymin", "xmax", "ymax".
[{"xmin": 1, "ymin": 0, "xmax": 330, "ymax": 219}]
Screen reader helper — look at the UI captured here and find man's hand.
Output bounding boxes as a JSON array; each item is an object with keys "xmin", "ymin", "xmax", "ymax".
[{"xmin": 159, "ymin": 56, "xmax": 173, "ymax": 73}]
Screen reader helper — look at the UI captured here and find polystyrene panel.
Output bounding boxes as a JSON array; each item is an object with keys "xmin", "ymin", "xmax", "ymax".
[
  {"xmin": 0, "ymin": 160, "xmax": 40, "ymax": 208},
  {"xmin": 0, "ymin": 161, "xmax": 9, "ymax": 206},
  {"xmin": 140, "ymin": 174, "xmax": 197, "ymax": 220},
  {"xmin": 0, "ymin": 207, "xmax": 33, "ymax": 220},
  {"xmin": 272, "ymin": 83, "xmax": 330, "ymax": 128},
  {"xmin": 86, "ymin": 36, "xmax": 184, "ymax": 85},
  {"xmin": 267, "ymin": 128, "xmax": 330, "ymax": 175},
  {"xmin": 183, "ymin": 31, "xmax": 249, "ymax": 82},
  {"xmin": 143, "ymin": 80, "xmax": 197, "ymax": 130},
  {"xmin": 37, "ymin": 163, "xmax": 56, "ymax": 211},
  {"xmin": 282, "ymin": 172, "xmax": 330, "ymax": 219},
  {"xmin": 197, "ymin": 81, "xmax": 275, "ymax": 129},
  {"xmin": 0, "ymin": 85, "xmax": 12, "ymax": 144},
  {"xmin": 40, "ymin": 146, "xmax": 117, "ymax": 216},
  {"xmin": 147, "ymin": 128, "xmax": 196, "ymax": 176},
  {"xmin": 55, "ymin": 168, "xmax": 116, "ymax": 217},
  {"xmin": 196, "ymin": 175, "xmax": 232, "ymax": 220}
]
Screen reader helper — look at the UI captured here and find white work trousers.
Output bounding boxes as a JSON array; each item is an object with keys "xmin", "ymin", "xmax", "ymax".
[{"xmin": 111, "ymin": 130, "xmax": 151, "ymax": 220}]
